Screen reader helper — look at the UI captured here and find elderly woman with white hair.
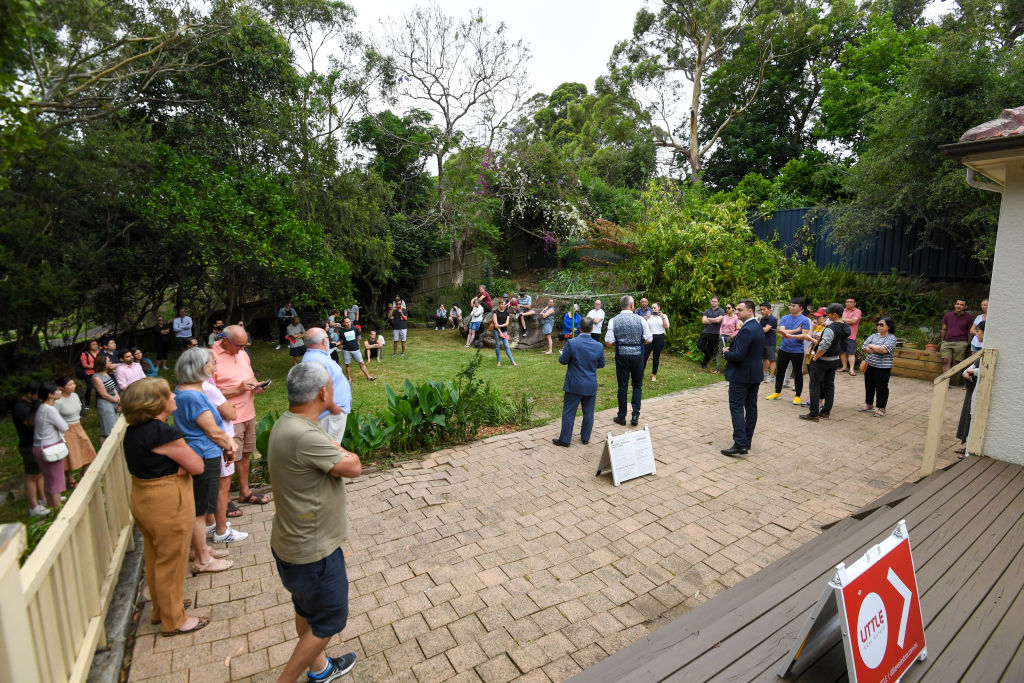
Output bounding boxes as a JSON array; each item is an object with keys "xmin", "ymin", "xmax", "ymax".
[{"xmin": 174, "ymin": 347, "xmax": 238, "ymax": 574}]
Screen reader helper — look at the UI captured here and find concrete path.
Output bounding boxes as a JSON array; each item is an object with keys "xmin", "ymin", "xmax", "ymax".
[{"xmin": 128, "ymin": 375, "xmax": 966, "ymax": 682}]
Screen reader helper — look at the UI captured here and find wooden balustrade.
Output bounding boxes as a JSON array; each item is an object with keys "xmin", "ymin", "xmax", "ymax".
[
  {"xmin": 920, "ymin": 348, "xmax": 997, "ymax": 477},
  {"xmin": 0, "ymin": 417, "xmax": 133, "ymax": 682}
]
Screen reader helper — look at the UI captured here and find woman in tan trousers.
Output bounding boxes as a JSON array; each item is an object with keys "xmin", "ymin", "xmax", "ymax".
[{"xmin": 120, "ymin": 378, "xmax": 209, "ymax": 636}]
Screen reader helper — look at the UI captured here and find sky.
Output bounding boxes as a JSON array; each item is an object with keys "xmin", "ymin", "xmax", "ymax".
[{"xmin": 347, "ymin": 0, "xmax": 649, "ymax": 99}]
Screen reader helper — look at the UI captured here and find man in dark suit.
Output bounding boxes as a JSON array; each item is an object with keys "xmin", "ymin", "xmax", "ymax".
[
  {"xmin": 553, "ymin": 317, "xmax": 606, "ymax": 447},
  {"xmin": 722, "ymin": 299, "xmax": 765, "ymax": 456}
]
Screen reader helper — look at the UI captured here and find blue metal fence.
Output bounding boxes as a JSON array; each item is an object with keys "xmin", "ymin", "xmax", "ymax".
[{"xmin": 749, "ymin": 208, "xmax": 988, "ymax": 280}]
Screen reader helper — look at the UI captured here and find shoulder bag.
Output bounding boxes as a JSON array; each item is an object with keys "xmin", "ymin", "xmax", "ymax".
[{"xmin": 42, "ymin": 441, "xmax": 69, "ymax": 462}]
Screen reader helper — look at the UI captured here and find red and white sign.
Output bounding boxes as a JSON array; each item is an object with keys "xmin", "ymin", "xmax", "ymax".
[
  {"xmin": 777, "ymin": 521, "xmax": 926, "ymax": 682},
  {"xmin": 836, "ymin": 523, "xmax": 927, "ymax": 683}
]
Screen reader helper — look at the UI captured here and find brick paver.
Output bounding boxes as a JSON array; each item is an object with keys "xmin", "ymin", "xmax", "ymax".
[{"xmin": 128, "ymin": 376, "xmax": 965, "ymax": 681}]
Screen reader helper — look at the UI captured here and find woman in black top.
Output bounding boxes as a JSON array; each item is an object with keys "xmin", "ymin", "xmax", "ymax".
[
  {"xmin": 121, "ymin": 377, "xmax": 209, "ymax": 636},
  {"xmin": 492, "ymin": 300, "xmax": 517, "ymax": 366}
]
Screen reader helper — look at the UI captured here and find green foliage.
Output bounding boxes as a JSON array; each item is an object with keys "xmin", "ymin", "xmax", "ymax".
[
  {"xmin": 629, "ymin": 182, "xmax": 793, "ymax": 350},
  {"xmin": 338, "ymin": 354, "xmax": 531, "ymax": 459},
  {"xmin": 254, "ymin": 410, "xmax": 280, "ymax": 462}
]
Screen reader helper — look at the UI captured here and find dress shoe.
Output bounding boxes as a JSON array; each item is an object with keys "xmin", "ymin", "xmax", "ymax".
[
  {"xmin": 613, "ymin": 416, "xmax": 627, "ymax": 426},
  {"xmin": 819, "ymin": 413, "xmax": 830, "ymax": 420},
  {"xmin": 551, "ymin": 439, "xmax": 570, "ymax": 447},
  {"xmin": 630, "ymin": 416, "xmax": 639, "ymax": 426},
  {"xmin": 799, "ymin": 413, "xmax": 819, "ymax": 422},
  {"xmin": 581, "ymin": 439, "xmax": 589, "ymax": 445},
  {"xmin": 721, "ymin": 446, "xmax": 748, "ymax": 456}
]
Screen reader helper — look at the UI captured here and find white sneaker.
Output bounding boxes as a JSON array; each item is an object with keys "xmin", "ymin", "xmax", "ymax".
[
  {"xmin": 276, "ymin": 345, "xmax": 281, "ymax": 350},
  {"xmin": 213, "ymin": 526, "xmax": 249, "ymax": 543},
  {"xmin": 29, "ymin": 505, "xmax": 50, "ymax": 518},
  {"xmin": 205, "ymin": 522, "xmax": 216, "ymax": 537}
]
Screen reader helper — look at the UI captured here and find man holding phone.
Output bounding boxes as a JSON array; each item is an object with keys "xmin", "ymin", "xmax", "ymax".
[{"xmin": 213, "ymin": 325, "xmax": 270, "ymax": 505}]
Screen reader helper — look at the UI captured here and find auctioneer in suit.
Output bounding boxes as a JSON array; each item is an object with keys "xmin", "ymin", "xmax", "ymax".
[
  {"xmin": 556, "ymin": 333, "xmax": 606, "ymax": 445},
  {"xmin": 723, "ymin": 316, "xmax": 765, "ymax": 452}
]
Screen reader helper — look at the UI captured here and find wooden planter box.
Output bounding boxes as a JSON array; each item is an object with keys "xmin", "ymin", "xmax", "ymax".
[{"xmin": 892, "ymin": 347, "xmax": 944, "ymax": 381}]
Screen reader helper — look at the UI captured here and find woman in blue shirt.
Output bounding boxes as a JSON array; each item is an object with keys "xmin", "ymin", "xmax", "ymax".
[{"xmin": 174, "ymin": 347, "xmax": 236, "ymax": 574}]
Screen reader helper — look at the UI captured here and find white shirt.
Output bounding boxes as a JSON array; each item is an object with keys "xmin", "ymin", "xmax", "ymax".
[
  {"xmin": 647, "ymin": 312, "xmax": 669, "ymax": 335},
  {"xmin": 470, "ymin": 305, "xmax": 484, "ymax": 323},
  {"xmin": 586, "ymin": 308, "xmax": 606, "ymax": 333},
  {"xmin": 604, "ymin": 315, "xmax": 654, "ymax": 345}
]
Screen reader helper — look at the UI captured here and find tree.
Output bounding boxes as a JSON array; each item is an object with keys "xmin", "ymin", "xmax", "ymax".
[
  {"xmin": 610, "ymin": 0, "xmax": 779, "ymax": 182},
  {"xmin": 699, "ymin": 0, "xmax": 860, "ymax": 189},
  {"xmin": 377, "ymin": 4, "xmax": 530, "ymax": 286},
  {"xmin": 829, "ymin": 0, "xmax": 1024, "ymax": 264}
]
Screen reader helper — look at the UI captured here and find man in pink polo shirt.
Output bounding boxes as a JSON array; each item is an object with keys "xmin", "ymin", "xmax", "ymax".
[
  {"xmin": 840, "ymin": 297, "xmax": 862, "ymax": 376},
  {"xmin": 213, "ymin": 325, "xmax": 270, "ymax": 505}
]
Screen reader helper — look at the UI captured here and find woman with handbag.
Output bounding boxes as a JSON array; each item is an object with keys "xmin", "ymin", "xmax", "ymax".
[
  {"xmin": 32, "ymin": 381, "xmax": 69, "ymax": 510},
  {"xmin": 121, "ymin": 377, "xmax": 210, "ymax": 636},
  {"xmin": 92, "ymin": 355, "xmax": 120, "ymax": 444},
  {"xmin": 55, "ymin": 376, "xmax": 97, "ymax": 489}
]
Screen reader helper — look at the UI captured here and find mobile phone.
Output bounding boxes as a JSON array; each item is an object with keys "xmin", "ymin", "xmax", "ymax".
[{"xmin": 258, "ymin": 380, "xmax": 272, "ymax": 389}]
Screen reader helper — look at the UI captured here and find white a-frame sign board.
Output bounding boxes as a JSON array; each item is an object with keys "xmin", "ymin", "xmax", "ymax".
[
  {"xmin": 596, "ymin": 425, "xmax": 656, "ymax": 486},
  {"xmin": 778, "ymin": 521, "xmax": 926, "ymax": 682}
]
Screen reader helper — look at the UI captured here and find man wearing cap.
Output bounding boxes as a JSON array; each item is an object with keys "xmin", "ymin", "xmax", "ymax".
[{"xmin": 801, "ymin": 303, "xmax": 850, "ymax": 422}]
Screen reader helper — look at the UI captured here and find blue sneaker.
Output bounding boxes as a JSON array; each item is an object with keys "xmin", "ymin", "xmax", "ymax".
[{"xmin": 307, "ymin": 653, "xmax": 356, "ymax": 682}]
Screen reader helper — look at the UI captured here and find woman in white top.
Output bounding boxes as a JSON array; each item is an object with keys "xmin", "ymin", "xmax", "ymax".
[
  {"xmin": 465, "ymin": 298, "xmax": 485, "ymax": 348},
  {"xmin": 54, "ymin": 376, "xmax": 97, "ymax": 489},
  {"xmin": 969, "ymin": 298, "xmax": 987, "ymax": 352},
  {"xmin": 33, "ymin": 381, "xmax": 69, "ymax": 509},
  {"xmin": 645, "ymin": 303, "xmax": 670, "ymax": 381}
]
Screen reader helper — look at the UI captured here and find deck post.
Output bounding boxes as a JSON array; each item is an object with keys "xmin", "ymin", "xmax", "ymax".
[
  {"xmin": 921, "ymin": 377, "xmax": 949, "ymax": 477},
  {"xmin": 967, "ymin": 348, "xmax": 998, "ymax": 456},
  {"xmin": 0, "ymin": 525, "xmax": 42, "ymax": 682}
]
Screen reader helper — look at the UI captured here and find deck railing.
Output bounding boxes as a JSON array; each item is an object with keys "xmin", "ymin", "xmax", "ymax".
[
  {"xmin": 0, "ymin": 417, "xmax": 133, "ymax": 682},
  {"xmin": 921, "ymin": 347, "xmax": 997, "ymax": 477}
]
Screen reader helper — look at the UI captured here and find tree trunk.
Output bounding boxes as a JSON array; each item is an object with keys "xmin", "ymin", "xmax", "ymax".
[{"xmin": 450, "ymin": 236, "xmax": 465, "ymax": 288}]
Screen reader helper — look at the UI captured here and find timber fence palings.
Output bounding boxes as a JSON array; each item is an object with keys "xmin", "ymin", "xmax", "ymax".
[{"xmin": 1, "ymin": 417, "xmax": 133, "ymax": 682}]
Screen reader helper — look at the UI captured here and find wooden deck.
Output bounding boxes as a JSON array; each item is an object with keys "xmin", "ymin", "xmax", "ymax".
[{"xmin": 571, "ymin": 456, "xmax": 1024, "ymax": 682}]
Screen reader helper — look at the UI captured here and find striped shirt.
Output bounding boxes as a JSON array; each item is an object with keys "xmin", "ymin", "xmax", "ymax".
[{"xmin": 863, "ymin": 333, "xmax": 898, "ymax": 369}]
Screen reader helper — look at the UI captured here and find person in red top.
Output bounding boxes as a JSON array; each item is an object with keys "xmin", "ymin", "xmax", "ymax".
[
  {"xmin": 840, "ymin": 297, "xmax": 862, "ymax": 376},
  {"xmin": 477, "ymin": 284, "xmax": 493, "ymax": 313},
  {"xmin": 940, "ymin": 298, "xmax": 974, "ymax": 373},
  {"xmin": 79, "ymin": 340, "xmax": 99, "ymax": 408}
]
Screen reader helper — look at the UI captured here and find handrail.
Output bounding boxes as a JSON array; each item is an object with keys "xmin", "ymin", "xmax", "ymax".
[
  {"xmin": 0, "ymin": 417, "xmax": 133, "ymax": 683},
  {"xmin": 932, "ymin": 349, "xmax": 983, "ymax": 385},
  {"xmin": 921, "ymin": 347, "xmax": 997, "ymax": 477}
]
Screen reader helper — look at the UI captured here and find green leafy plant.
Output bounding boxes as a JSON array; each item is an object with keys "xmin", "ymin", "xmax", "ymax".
[
  {"xmin": 341, "ymin": 408, "xmax": 396, "ymax": 457},
  {"xmin": 253, "ymin": 409, "xmax": 279, "ymax": 485}
]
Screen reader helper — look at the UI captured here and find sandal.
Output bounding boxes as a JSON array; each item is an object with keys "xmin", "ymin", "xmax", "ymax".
[
  {"xmin": 162, "ymin": 616, "xmax": 210, "ymax": 637},
  {"xmin": 189, "ymin": 547, "xmax": 229, "ymax": 561},
  {"xmin": 226, "ymin": 501, "xmax": 243, "ymax": 518},
  {"xmin": 151, "ymin": 599, "xmax": 193, "ymax": 624},
  {"xmin": 191, "ymin": 558, "xmax": 234, "ymax": 575},
  {"xmin": 858, "ymin": 407, "xmax": 875, "ymax": 413},
  {"xmin": 238, "ymin": 492, "xmax": 270, "ymax": 505},
  {"xmin": 873, "ymin": 410, "xmax": 885, "ymax": 417},
  {"xmin": 955, "ymin": 447, "xmax": 967, "ymax": 455}
]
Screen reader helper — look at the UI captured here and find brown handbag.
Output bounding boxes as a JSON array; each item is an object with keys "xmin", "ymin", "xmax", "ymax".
[{"xmin": 859, "ymin": 359, "xmax": 868, "ymax": 373}]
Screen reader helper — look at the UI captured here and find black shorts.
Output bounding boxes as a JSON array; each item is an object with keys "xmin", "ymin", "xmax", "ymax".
[
  {"xmin": 274, "ymin": 547, "xmax": 349, "ymax": 638},
  {"xmin": 20, "ymin": 446, "xmax": 41, "ymax": 476},
  {"xmin": 192, "ymin": 457, "xmax": 220, "ymax": 516},
  {"xmin": 289, "ymin": 345, "xmax": 306, "ymax": 357},
  {"xmin": 763, "ymin": 345, "xmax": 777, "ymax": 361}
]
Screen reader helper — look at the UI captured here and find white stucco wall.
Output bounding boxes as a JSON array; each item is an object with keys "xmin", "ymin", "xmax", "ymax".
[{"xmin": 983, "ymin": 161, "xmax": 1024, "ymax": 464}]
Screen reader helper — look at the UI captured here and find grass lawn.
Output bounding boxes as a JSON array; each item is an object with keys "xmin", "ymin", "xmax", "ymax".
[{"xmin": 0, "ymin": 326, "xmax": 722, "ymax": 524}]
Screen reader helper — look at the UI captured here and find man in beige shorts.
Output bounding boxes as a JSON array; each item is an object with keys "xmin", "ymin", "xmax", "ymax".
[{"xmin": 212, "ymin": 325, "xmax": 270, "ymax": 505}]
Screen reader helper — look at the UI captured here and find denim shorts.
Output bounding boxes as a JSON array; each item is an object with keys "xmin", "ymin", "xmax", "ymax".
[
  {"xmin": 843, "ymin": 338, "xmax": 857, "ymax": 354},
  {"xmin": 273, "ymin": 547, "xmax": 349, "ymax": 638},
  {"xmin": 469, "ymin": 321, "xmax": 481, "ymax": 331}
]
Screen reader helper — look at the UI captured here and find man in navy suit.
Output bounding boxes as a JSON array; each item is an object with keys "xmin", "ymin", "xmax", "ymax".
[
  {"xmin": 722, "ymin": 299, "xmax": 765, "ymax": 456},
  {"xmin": 553, "ymin": 317, "xmax": 606, "ymax": 447}
]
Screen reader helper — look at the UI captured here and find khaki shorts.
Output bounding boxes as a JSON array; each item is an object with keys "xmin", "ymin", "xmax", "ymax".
[
  {"xmin": 939, "ymin": 340, "xmax": 968, "ymax": 362},
  {"xmin": 233, "ymin": 418, "xmax": 257, "ymax": 456}
]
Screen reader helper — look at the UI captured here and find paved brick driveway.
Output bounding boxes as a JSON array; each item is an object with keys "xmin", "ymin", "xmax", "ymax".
[{"xmin": 128, "ymin": 375, "xmax": 965, "ymax": 682}]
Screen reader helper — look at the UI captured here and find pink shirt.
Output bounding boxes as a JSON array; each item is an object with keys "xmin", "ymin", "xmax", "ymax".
[
  {"xmin": 113, "ymin": 362, "xmax": 145, "ymax": 390},
  {"xmin": 211, "ymin": 340, "xmax": 256, "ymax": 423},
  {"xmin": 843, "ymin": 307, "xmax": 862, "ymax": 341},
  {"xmin": 719, "ymin": 314, "xmax": 739, "ymax": 337}
]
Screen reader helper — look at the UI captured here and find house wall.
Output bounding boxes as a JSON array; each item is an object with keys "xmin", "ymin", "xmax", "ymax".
[{"xmin": 984, "ymin": 161, "xmax": 1024, "ymax": 464}]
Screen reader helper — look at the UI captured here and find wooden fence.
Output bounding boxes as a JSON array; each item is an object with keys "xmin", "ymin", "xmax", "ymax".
[
  {"xmin": 0, "ymin": 417, "xmax": 133, "ymax": 682},
  {"xmin": 412, "ymin": 252, "xmax": 485, "ymax": 302}
]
